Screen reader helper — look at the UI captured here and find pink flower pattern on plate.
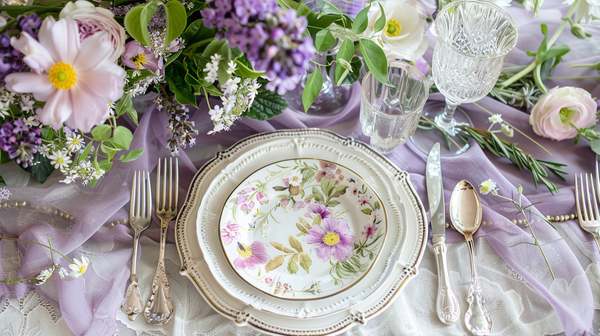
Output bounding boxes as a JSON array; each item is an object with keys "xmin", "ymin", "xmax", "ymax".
[
  {"xmin": 221, "ymin": 220, "xmax": 240, "ymax": 245},
  {"xmin": 305, "ymin": 218, "xmax": 355, "ymax": 262},
  {"xmin": 233, "ymin": 241, "xmax": 270, "ymax": 270}
]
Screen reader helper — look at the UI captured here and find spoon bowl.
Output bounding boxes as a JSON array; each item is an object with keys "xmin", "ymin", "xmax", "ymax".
[
  {"xmin": 449, "ymin": 180, "xmax": 492, "ymax": 336},
  {"xmin": 449, "ymin": 180, "xmax": 483, "ymax": 237}
]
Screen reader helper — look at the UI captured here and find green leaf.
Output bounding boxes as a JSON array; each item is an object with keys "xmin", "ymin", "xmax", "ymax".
[
  {"xmin": 113, "ymin": 126, "xmax": 133, "ymax": 150},
  {"xmin": 361, "ymin": 208, "xmax": 372, "ymax": 215},
  {"xmin": 591, "ymin": 139, "xmax": 600, "ymax": 156},
  {"xmin": 234, "ymin": 59, "xmax": 265, "ymax": 78},
  {"xmin": 217, "ymin": 42, "xmax": 232, "ymax": 85},
  {"xmin": 98, "ymin": 159, "xmax": 113, "ymax": 173},
  {"xmin": 334, "ymin": 38, "xmax": 354, "ymax": 85},
  {"xmin": 0, "ymin": 150, "xmax": 10, "ymax": 165},
  {"xmin": 299, "ymin": 253, "xmax": 312, "ymax": 273},
  {"xmin": 0, "ymin": 174, "xmax": 5, "ymax": 187},
  {"xmin": 120, "ymin": 148, "xmax": 145, "ymax": 162},
  {"xmin": 115, "ymin": 93, "xmax": 135, "ymax": 117},
  {"xmin": 374, "ymin": 201, "xmax": 380, "ymax": 210},
  {"xmin": 270, "ymin": 242, "xmax": 295, "ymax": 253},
  {"xmin": 163, "ymin": 0, "xmax": 187, "ymax": 46},
  {"xmin": 307, "ymin": 13, "xmax": 343, "ymax": 35},
  {"xmin": 77, "ymin": 142, "xmax": 93, "ymax": 164},
  {"xmin": 289, "ymin": 235, "xmax": 303, "ymax": 252},
  {"xmin": 351, "ymin": 4, "xmax": 370, "ymax": 34},
  {"xmin": 313, "ymin": 214, "xmax": 322, "ymax": 226},
  {"xmin": 314, "ymin": 30, "xmax": 336, "ymax": 53},
  {"xmin": 288, "ymin": 253, "xmax": 299, "ymax": 274},
  {"xmin": 202, "ymin": 38, "xmax": 226, "ymax": 58},
  {"xmin": 124, "ymin": 6, "xmax": 147, "ymax": 45},
  {"xmin": 374, "ymin": 3, "xmax": 386, "ymax": 33},
  {"xmin": 276, "ymin": 0, "xmax": 299, "ymax": 9},
  {"xmin": 184, "ymin": 20, "xmax": 213, "ymax": 44},
  {"xmin": 9, "ymin": 103, "xmax": 21, "ymax": 116},
  {"xmin": 360, "ymin": 38, "xmax": 391, "ymax": 86},
  {"xmin": 22, "ymin": 153, "xmax": 54, "ymax": 183},
  {"xmin": 140, "ymin": 1, "xmax": 160, "ymax": 44},
  {"xmin": 340, "ymin": 57, "xmax": 362, "ymax": 85},
  {"xmin": 165, "ymin": 60, "xmax": 197, "ymax": 106},
  {"xmin": 302, "ymin": 68, "xmax": 323, "ymax": 113},
  {"xmin": 242, "ymin": 79, "xmax": 288, "ymax": 120},
  {"xmin": 265, "ymin": 255, "xmax": 286, "ymax": 272},
  {"xmin": 296, "ymin": 222, "xmax": 308, "ymax": 234},
  {"xmin": 327, "ymin": 200, "xmax": 340, "ymax": 207},
  {"xmin": 124, "ymin": 69, "xmax": 156, "ymax": 91},
  {"xmin": 0, "ymin": 5, "xmax": 62, "ymax": 19},
  {"xmin": 91, "ymin": 124, "xmax": 112, "ymax": 141}
]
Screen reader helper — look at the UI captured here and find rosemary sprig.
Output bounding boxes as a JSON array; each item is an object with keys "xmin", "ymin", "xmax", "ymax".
[{"xmin": 458, "ymin": 125, "xmax": 567, "ymax": 193}]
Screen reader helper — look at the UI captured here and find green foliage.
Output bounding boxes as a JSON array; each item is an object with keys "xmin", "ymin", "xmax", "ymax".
[
  {"xmin": 124, "ymin": 0, "xmax": 186, "ymax": 47},
  {"xmin": 302, "ymin": 68, "xmax": 323, "ymax": 113},
  {"xmin": 351, "ymin": 4, "xmax": 370, "ymax": 34},
  {"xmin": 314, "ymin": 30, "xmax": 336, "ymax": 53},
  {"xmin": 22, "ymin": 153, "xmax": 54, "ymax": 184},
  {"xmin": 374, "ymin": 3, "xmax": 386, "ymax": 32},
  {"xmin": 165, "ymin": 60, "xmax": 198, "ymax": 107},
  {"xmin": 163, "ymin": 0, "xmax": 187, "ymax": 46},
  {"xmin": 92, "ymin": 124, "xmax": 112, "ymax": 141},
  {"xmin": 360, "ymin": 39, "xmax": 391, "ymax": 86},
  {"xmin": 242, "ymin": 79, "xmax": 288, "ymax": 120},
  {"xmin": 120, "ymin": 148, "xmax": 145, "ymax": 162},
  {"xmin": 334, "ymin": 38, "xmax": 355, "ymax": 85}
]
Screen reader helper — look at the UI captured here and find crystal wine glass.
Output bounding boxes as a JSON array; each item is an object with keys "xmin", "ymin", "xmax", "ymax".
[{"xmin": 412, "ymin": 0, "xmax": 518, "ymax": 155}]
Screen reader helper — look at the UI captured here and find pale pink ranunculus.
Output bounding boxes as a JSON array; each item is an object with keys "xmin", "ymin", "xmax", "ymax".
[
  {"xmin": 59, "ymin": 0, "xmax": 126, "ymax": 62},
  {"xmin": 5, "ymin": 17, "xmax": 125, "ymax": 132},
  {"xmin": 529, "ymin": 86, "xmax": 597, "ymax": 141}
]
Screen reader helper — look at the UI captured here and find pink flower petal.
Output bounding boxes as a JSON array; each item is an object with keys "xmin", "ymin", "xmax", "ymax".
[
  {"xmin": 77, "ymin": 65, "xmax": 125, "ymax": 102},
  {"xmin": 10, "ymin": 32, "xmax": 55, "ymax": 73},
  {"xmin": 38, "ymin": 17, "xmax": 59, "ymax": 61},
  {"xmin": 74, "ymin": 31, "xmax": 113, "ymax": 72},
  {"xmin": 314, "ymin": 244, "xmax": 333, "ymax": 262},
  {"xmin": 48, "ymin": 17, "xmax": 81, "ymax": 64},
  {"xmin": 332, "ymin": 242, "xmax": 353, "ymax": 262},
  {"xmin": 67, "ymin": 84, "xmax": 109, "ymax": 132},
  {"xmin": 4, "ymin": 72, "xmax": 55, "ymax": 101},
  {"xmin": 39, "ymin": 90, "xmax": 73, "ymax": 130}
]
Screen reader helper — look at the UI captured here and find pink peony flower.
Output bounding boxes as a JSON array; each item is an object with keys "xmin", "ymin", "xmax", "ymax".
[
  {"xmin": 529, "ymin": 86, "xmax": 597, "ymax": 141},
  {"xmin": 220, "ymin": 220, "xmax": 240, "ymax": 245},
  {"xmin": 59, "ymin": 0, "xmax": 126, "ymax": 62},
  {"xmin": 5, "ymin": 17, "xmax": 125, "ymax": 132},
  {"xmin": 121, "ymin": 41, "xmax": 163, "ymax": 74},
  {"xmin": 305, "ymin": 217, "xmax": 355, "ymax": 262},
  {"xmin": 233, "ymin": 241, "xmax": 270, "ymax": 270}
]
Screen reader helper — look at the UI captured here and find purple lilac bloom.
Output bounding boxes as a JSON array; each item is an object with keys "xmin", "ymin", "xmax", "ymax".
[
  {"xmin": 201, "ymin": 0, "xmax": 315, "ymax": 95},
  {"xmin": 305, "ymin": 218, "xmax": 355, "ymax": 262},
  {"xmin": 0, "ymin": 118, "xmax": 42, "ymax": 168},
  {"xmin": 0, "ymin": 34, "xmax": 24, "ymax": 74},
  {"xmin": 17, "ymin": 14, "xmax": 42, "ymax": 39}
]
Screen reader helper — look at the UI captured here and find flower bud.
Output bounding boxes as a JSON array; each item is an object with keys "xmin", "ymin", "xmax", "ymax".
[{"xmin": 571, "ymin": 23, "xmax": 591, "ymax": 39}]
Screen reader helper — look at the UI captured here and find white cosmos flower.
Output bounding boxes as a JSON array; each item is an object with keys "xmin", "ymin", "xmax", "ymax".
[
  {"xmin": 479, "ymin": 179, "xmax": 498, "ymax": 195},
  {"xmin": 68, "ymin": 256, "xmax": 90, "ymax": 277},
  {"xmin": 362, "ymin": 0, "xmax": 429, "ymax": 62},
  {"xmin": 49, "ymin": 150, "xmax": 72, "ymax": 169},
  {"xmin": 288, "ymin": 171, "xmax": 303, "ymax": 187}
]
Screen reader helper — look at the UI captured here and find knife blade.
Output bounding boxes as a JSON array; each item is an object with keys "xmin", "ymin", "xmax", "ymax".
[{"xmin": 426, "ymin": 142, "xmax": 460, "ymax": 325}]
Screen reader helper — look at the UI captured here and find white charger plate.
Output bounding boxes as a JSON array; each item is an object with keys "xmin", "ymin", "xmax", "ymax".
[{"xmin": 176, "ymin": 129, "xmax": 427, "ymax": 334}]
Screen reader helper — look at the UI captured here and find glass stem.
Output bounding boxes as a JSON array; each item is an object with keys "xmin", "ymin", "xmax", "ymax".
[{"xmin": 436, "ymin": 98, "xmax": 459, "ymax": 133}]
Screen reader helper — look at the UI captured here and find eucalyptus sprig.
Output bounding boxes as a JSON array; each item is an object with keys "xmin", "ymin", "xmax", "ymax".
[
  {"xmin": 459, "ymin": 125, "xmax": 567, "ymax": 193},
  {"xmin": 481, "ymin": 183, "xmax": 559, "ymax": 280}
]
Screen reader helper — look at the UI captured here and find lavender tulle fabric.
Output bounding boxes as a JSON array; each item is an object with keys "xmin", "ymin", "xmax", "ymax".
[{"xmin": 1, "ymin": 0, "xmax": 599, "ymax": 334}]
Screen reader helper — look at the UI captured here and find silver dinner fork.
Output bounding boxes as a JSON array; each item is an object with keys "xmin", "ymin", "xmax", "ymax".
[
  {"xmin": 575, "ymin": 162, "xmax": 600, "ymax": 252},
  {"xmin": 144, "ymin": 157, "xmax": 178, "ymax": 325},
  {"xmin": 121, "ymin": 171, "xmax": 152, "ymax": 321}
]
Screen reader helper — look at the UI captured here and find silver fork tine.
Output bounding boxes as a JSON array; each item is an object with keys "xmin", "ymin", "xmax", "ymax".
[
  {"xmin": 579, "ymin": 174, "xmax": 587, "ymax": 221},
  {"xmin": 146, "ymin": 172, "xmax": 152, "ymax": 219},
  {"xmin": 137, "ymin": 170, "xmax": 143, "ymax": 218},
  {"xmin": 175, "ymin": 157, "xmax": 179, "ymax": 209},
  {"xmin": 141, "ymin": 170, "xmax": 146, "ymax": 219},
  {"xmin": 591, "ymin": 171, "xmax": 600, "ymax": 221},
  {"xmin": 162, "ymin": 158, "xmax": 167, "ymax": 210},
  {"xmin": 586, "ymin": 173, "xmax": 594, "ymax": 221},
  {"xmin": 157, "ymin": 159, "xmax": 162, "ymax": 210},
  {"xmin": 130, "ymin": 171, "xmax": 137, "ymax": 217},
  {"xmin": 169, "ymin": 157, "xmax": 173, "ymax": 211}
]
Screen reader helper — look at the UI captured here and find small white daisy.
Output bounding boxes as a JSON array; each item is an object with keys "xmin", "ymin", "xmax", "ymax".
[
  {"xmin": 203, "ymin": 62, "xmax": 218, "ymax": 73},
  {"xmin": 34, "ymin": 266, "xmax": 55, "ymax": 285},
  {"xmin": 23, "ymin": 116, "xmax": 40, "ymax": 128},
  {"xmin": 21, "ymin": 95, "xmax": 35, "ymax": 113},
  {"xmin": 488, "ymin": 114, "xmax": 503, "ymax": 124},
  {"xmin": 66, "ymin": 134, "xmax": 84, "ymax": 153},
  {"xmin": 210, "ymin": 53, "xmax": 222, "ymax": 63},
  {"xmin": 68, "ymin": 256, "xmax": 90, "ymax": 277},
  {"xmin": 204, "ymin": 71, "xmax": 218, "ymax": 83},
  {"xmin": 221, "ymin": 95, "xmax": 236, "ymax": 112},
  {"xmin": 48, "ymin": 151, "xmax": 72, "ymax": 169},
  {"xmin": 479, "ymin": 179, "xmax": 498, "ymax": 195},
  {"xmin": 209, "ymin": 105, "xmax": 224, "ymax": 121},
  {"xmin": 93, "ymin": 168, "xmax": 105, "ymax": 180},
  {"xmin": 288, "ymin": 171, "xmax": 303, "ymax": 187},
  {"xmin": 58, "ymin": 266, "xmax": 76, "ymax": 280},
  {"xmin": 222, "ymin": 77, "xmax": 241, "ymax": 95}
]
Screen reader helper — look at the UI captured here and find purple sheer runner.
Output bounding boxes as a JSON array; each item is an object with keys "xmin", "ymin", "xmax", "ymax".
[{"xmin": 1, "ymin": 0, "xmax": 599, "ymax": 334}]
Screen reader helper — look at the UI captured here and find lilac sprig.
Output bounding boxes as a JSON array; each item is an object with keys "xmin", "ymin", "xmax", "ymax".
[
  {"xmin": 201, "ymin": 0, "xmax": 316, "ymax": 95},
  {"xmin": 0, "ymin": 118, "xmax": 42, "ymax": 168},
  {"xmin": 0, "ymin": 34, "xmax": 24, "ymax": 74},
  {"xmin": 17, "ymin": 13, "xmax": 42, "ymax": 39}
]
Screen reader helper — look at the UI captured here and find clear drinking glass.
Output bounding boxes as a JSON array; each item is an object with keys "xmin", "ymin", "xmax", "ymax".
[
  {"xmin": 360, "ymin": 62, "xmax": 429, "ymax": 154},
  {"xmin": 412, "ymin": 0, "xmax": 518, "ymax": 155}
]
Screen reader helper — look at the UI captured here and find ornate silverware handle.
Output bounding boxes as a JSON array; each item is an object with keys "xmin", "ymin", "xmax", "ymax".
[
  {"xmin": 433, "ymin": 238, "xmax": 460, "ymax": 325},
  {"xmin": 464, "ymin": 235, "xmax": 492, "ymax": 335},
  {"xmin": 121, "ymin": 232, "xmax": 143, "ymax": 320},
  {"xmin": 144, "ymin": 219, "xmax": 174, "ymax": 325}
]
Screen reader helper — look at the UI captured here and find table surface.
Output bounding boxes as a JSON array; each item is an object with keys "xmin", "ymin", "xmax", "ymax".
[{"xmin": 1, "ymin": 0, "xmax": 600, "ymax": 335}]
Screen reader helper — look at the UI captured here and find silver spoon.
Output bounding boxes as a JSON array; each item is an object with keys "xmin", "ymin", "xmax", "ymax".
[{"xmin": 449, "ymin": 180, "xmax": 492, "ymax": 336}]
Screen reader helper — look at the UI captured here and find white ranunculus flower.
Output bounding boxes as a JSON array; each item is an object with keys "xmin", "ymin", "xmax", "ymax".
[
  {"xmin": 363, "ymin": 0, "xmax": 429, "ymax": 62},
  {"xmin": 481, "ymin": 0, "xmax": 512, "ymax": 7}
]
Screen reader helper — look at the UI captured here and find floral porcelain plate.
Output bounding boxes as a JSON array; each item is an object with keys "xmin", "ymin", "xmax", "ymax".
[
  {"xmin": 219, "ymin": 159, "xmax": 386, "ymax": 300},
  {"xmin": 177, "ymin": 129, "xmax": 427, "ymax": 333}
]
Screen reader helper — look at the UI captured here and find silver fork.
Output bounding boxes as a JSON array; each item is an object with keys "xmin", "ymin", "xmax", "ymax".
[
  {"xmin": 574, "ymin": 162, "xmax": 600, "ymax": 252},
  {"xmin": 144, "ymin": 157, "xmax": 178, "ymax": 325},
  {"xmin": 121, "ymin": 171, "xmax": 152, "ymax": 321}
]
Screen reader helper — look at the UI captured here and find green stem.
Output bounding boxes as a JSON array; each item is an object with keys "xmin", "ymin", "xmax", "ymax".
[
  {"xmin": 0, "ymin": 236, "xmax": 74, "ymax": 264},
  {"xmin": 533, "ymin": 64, "xmax": 548, "ymax": 94},
  {"xmin": 500, "ymin": 62, "xmax": 536, "ymax": 88}
]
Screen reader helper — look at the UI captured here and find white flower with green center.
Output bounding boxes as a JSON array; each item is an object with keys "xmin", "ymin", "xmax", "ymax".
[
  {"xmin": 20, "ymin": 95, "xmax": 35, "ymax": 113},
  {"xmin": 479, "ymin": 179, "xmax": 498, "ymax": 195},
  {"xmin": 66, "ymin": 134, "xmax": 84, "ymax": 153},
  {"xmin": 489, "ymin": 114, "xmax": 503, "ymax": 124},
  {"xmin": 227, "ymin": 60, "xmax": 237, "ymax": 74},
  {"xmin": 289, "ymin": 171, "xmax": 303, "ymax": 187},
  {"xmin": 49, "ymin": 151, "xmax": 72, "ymax": 169},
  {"xmin": 68, "ymin": 256, "xmax": 90, "ymax": 277}
]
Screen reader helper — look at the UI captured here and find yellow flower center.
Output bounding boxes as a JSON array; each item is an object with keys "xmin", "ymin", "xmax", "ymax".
[
  {"xmin": 322, "ymin": 232, "xmax": 340, "ymax": 246},
  {"xmin": 559, "ymin": 107, "xmax": 575, "ymax": 124},
  {"xmin": 72, "ymin": 139, "xmax": 80, "ymax": 145},
  {"xmin": 237, "ymin": 243, "xmax": 254, "ymax": 258},
  {"xmin": 56, "ymin": 157, "xmax": 64, "ymax": 164},
  {"xmin": 49, "ymin": 62, "xmax": 77, "ymax": 90},
  {"xmin": 132, "ymin": 54, "xmax": 147, "ymax": 69},
  {"xmin": 78, "ymin": 265, "xmax": 87, "ymax": 274},
  {"xmin": 291, "ymin": 176, "xmax": 299, "ymax": 182},
  {"xmin": 385, "ymin": 19, "xmax": 402, "ymax": 37}
]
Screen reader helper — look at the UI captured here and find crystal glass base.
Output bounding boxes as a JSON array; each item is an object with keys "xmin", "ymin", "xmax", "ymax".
[{"xmin": 410, "ymin": 101, "xmax": 473, "ymax": 157}]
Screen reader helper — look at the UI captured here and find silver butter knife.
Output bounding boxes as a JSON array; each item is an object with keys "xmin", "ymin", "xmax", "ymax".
[{"xmin": 426, "ymin": 142, "xmax": 460, "ymax": 325}]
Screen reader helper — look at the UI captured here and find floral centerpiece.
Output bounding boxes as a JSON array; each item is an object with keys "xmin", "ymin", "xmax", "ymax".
[{"xmin": 0, "ymin": 0, "xmax": 414, "ymax": 188}]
